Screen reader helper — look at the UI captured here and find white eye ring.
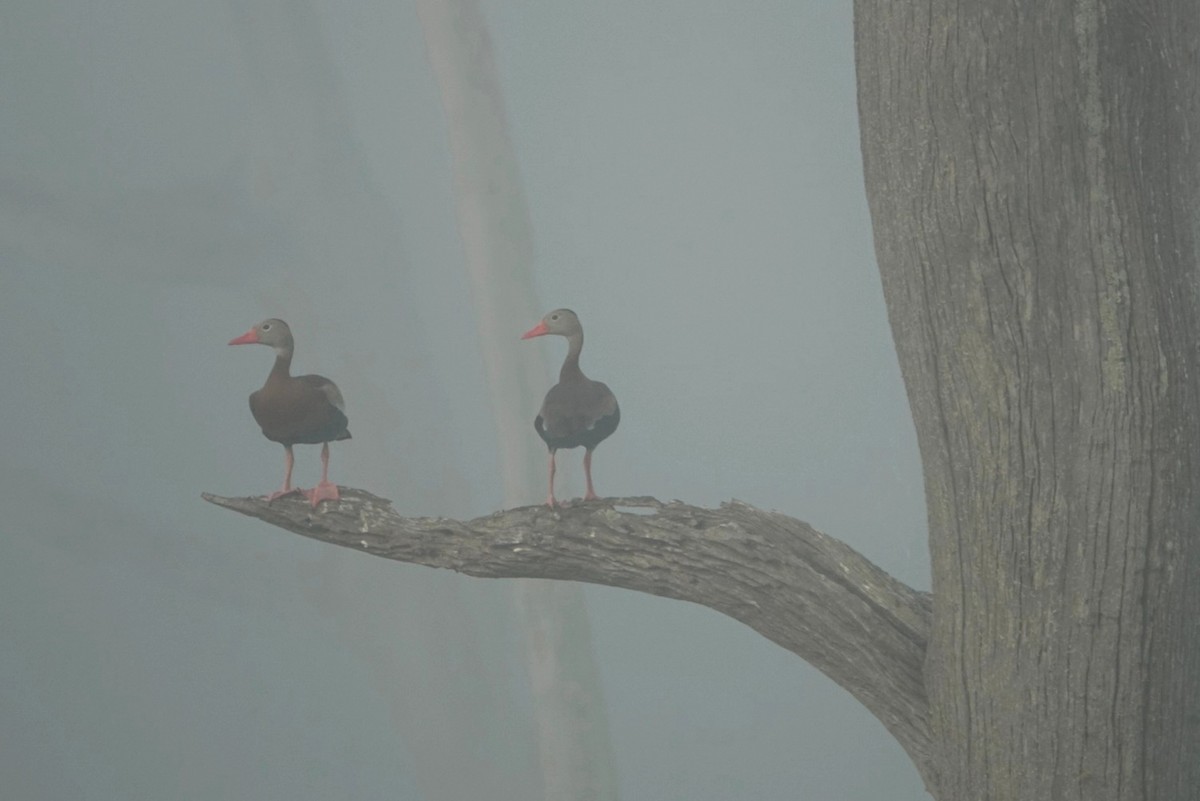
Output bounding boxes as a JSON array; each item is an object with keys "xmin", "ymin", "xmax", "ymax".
[{"xmin": 262, "ymin": 323, "xmax": 272, "ymax": 330}]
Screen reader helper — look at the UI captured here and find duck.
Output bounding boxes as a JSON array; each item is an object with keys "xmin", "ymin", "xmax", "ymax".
[
  {"xmin": 522, "ymin": 309, "xmax": 619, "ymax": 506},
  {"xmin": 229, "ymin": 318, "xmax": 350, "ymax": 507}
]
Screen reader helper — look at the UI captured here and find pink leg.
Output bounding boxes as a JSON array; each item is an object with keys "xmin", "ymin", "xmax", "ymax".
[
  {"xmin": 545, "ymin": 450, "xmax": 558, "ymax": 507},
  {"xmin": 305, "ymin": 442, "xmax": 341, "ymax": 507},
  {"xmin": 583, "ymin": 449, "xmax": 599, "ymax": 501},
  {"xmin": 266, "ymin": 446, "xmax": 302, "ymax": 502}
]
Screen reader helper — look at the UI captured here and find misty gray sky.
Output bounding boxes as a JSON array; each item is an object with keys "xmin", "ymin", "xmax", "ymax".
[{"xmin": 1, "ymin": 1, "xmax": 928, "ymax": 799}]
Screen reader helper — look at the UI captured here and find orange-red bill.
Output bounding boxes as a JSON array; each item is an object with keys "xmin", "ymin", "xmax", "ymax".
[
  {"xmin": 228, "ymin": 329, "xmax": 259, "ymax": 346},
  {"xmin": 521, "ymin": 321, "xmax": 549, "ymax": 340}
]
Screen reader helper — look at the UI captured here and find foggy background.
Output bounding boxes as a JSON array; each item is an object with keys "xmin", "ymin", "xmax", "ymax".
[{"xmin": 0, "ymin": 1, "xmax": 929, "ymax": 799}]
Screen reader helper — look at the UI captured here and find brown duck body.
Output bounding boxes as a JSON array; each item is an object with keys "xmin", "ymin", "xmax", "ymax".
[
  {"xmin": 250, "ymin": 363, "xmax": 351, "ymax": 446},
  {"xmin": 535, "ymin": 369, "xmax": 619, "ymax": 452},
  {"xmin": 229, "ymin": 317, "xmax": 349, "ymax": 506},
  {"xmin": 522, "ymin": 309, "xmax": 619, "ymax": 505}
]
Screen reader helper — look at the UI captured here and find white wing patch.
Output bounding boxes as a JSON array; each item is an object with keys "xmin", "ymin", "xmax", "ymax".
[{"xmin": 321, "ymin": 382, "xmax": 346, "ymax": 412}]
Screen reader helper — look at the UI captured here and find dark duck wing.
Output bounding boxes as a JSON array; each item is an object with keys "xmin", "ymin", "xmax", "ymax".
[
  {"xmin": 297, "ymin": 374, "xmax": 352, "ymax": 441},
  {"xmin": 536, "ymin": 378, "xmax": 619, "ymax": 451},
  {"xmin": 250, "ymin": 373, "xmax": 350, "ymax": 446}
]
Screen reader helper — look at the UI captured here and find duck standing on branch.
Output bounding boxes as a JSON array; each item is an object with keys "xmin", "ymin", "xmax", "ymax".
[
  {"xmin": 522, "ymin": 309, "xmax": 619, "ymax": 506},
  {"xmin": 228, "ymin": 319, "xmax": 350, "ymax": 507}
]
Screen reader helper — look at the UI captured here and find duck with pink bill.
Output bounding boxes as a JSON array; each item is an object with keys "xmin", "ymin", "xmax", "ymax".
[
  {"xmin": 228, "ymin": 318, "xmax": 350, "ymax": 507},
  {"xmin": 522, "ymin": 309, "xmax": 620, "ymax": 507}
]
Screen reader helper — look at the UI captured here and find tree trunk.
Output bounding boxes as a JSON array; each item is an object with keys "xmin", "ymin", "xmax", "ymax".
[{"xmin": 855, "ymin": 0, "xmax": 1200, "ymax": 798}]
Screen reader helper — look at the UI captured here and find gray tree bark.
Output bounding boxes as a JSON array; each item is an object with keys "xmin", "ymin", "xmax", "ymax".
[
  {"xmin": 203, "ymin": 489, "xmax": 934, "ymax": 778},
  {"xmin": 855, "ymin": 0, "xmax": 1200, "ymax": 798}
]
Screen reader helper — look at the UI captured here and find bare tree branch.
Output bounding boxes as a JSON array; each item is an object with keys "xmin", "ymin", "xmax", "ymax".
[{"xmin": 203, "ymin": 488, "xmax": 934, "ymax": 775}]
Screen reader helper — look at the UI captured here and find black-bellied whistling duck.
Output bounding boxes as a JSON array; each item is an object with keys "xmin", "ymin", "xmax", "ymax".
[
  {"xmin": 229, "ymin": 318, "xmax": 350, "ymax": 507},
  {"xmin": 522, "ymin": 309, "xmax": 619, "ymax": 506}
]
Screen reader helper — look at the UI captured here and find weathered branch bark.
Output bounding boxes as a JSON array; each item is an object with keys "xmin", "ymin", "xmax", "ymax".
[{"xmin": 204, "ymin": 488, "xmax": 935, "ymax": 778}]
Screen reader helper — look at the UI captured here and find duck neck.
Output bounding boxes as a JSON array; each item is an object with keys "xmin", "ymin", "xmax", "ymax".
[
  {"xmin": 267, "ymin": 345, "xmax": 294, "ymax": 382},
  {"xmin": 559, "ymin": 332, "xmax": 584, "ymax": 381}
]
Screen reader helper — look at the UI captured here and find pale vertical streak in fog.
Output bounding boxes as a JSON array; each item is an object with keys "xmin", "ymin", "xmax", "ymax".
[{"xmin": 415, "ymin": 2, "xmax": 619, "ymax": 799}]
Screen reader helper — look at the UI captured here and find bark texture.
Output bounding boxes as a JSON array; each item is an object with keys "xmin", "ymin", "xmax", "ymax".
[
  {"xmin": 203, "ymin": 489, "xmax": 935, "ymax": 779},
  {"xmin": 855, "ymin": 0, "xmax": 1200, "ymax": 798}
]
